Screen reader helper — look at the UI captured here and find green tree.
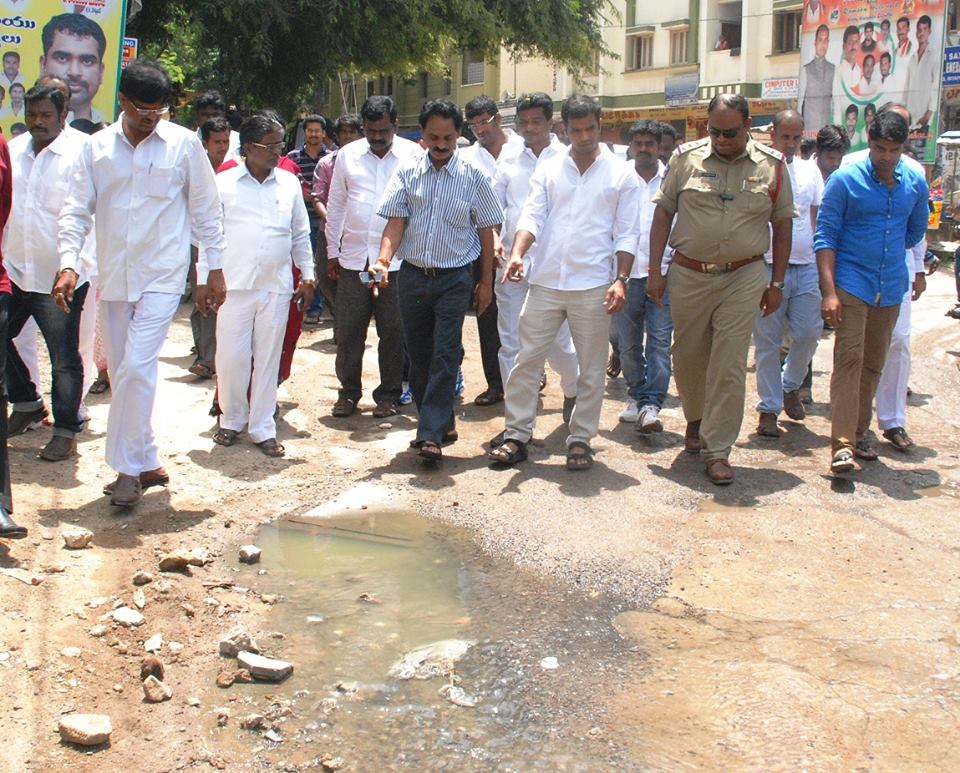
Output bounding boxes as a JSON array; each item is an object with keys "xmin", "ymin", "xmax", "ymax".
[{"xmin": 128, "ymin": 0, "xmax": 611, "ymax": 115}]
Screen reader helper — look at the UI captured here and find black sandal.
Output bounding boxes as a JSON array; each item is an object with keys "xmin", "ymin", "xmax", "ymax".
[
  {"xmin": 213, "ymin": 428, "xmax": 239, "ymax": 446},
  {"xmin": 566, "ymin": 441, "xmax": 594, "ymax": 471},
  {"xmin": 882, "ymin": 426, "xmax": 914, "ymax": 451},
  {"xmin": 256, "ymin": 438, "xmax": 286, "ymax": 457},
  {"xmin": 488, "ymin": 439, "xmax": 527, "ymax": 465},
  {"xmin": 418, "ymin": 441, "xmax": 442, "ymax": 461}
]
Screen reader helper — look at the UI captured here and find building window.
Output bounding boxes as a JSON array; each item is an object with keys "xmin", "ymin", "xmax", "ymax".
[
  {"xmin": 670, "ymin": 29, "xmax": 688, "ymax": 65},
  {"xmin": 378, "ymin": 75, "xmax": 393, "ymax": 96},
  {"xmin": 444, "ymin": 76, "xmax": 452, "ymax": 96},
  {"xmin": 626, "ymin": 34, "xmax": 654, "ymax": 70},
  {"xmin": 772, "ymin": 10, "xmax": 802, "ymax": 53},
  {"xmin": 462, "ymin": 50, "xmax": 485, "ymax": 85},
  {"xmin": 366, "ymin": 80, "xmax": 375, "ymax": 98},
  {"xmin": 419, "ymin": 71, "xmax": 429, "ymax": 98}
]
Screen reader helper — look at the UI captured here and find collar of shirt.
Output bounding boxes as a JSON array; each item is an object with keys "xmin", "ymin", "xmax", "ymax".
[
  {"xmin": 414, "ymin": 148, "xmax": 463, "ymax": 178},
  {"xmin": 702, "ymin": 138, "xmax": 759, "ymax": 164},
  {"xmin": 865, "ymin": 155, "xmax": 903, "ymax": 186},
  {"xmin": 236, "ymin": 160, "xmax": 278, "ymax": 185}
]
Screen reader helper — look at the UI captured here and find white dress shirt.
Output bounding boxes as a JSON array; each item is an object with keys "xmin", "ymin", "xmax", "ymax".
[
  {"xmin": 324, "ymin": 135, "xmax": 420, "ymax": 271},
  {"xmin": 58, "ymin": 118, "xmax": 226, "ymax": 303},
  {"xmin": 630, "ymin": 160, "xmax": 668, "ymax": 279},
  {"xmin": 206, "ymin": 163, "xmax": 314, "ymax": 292},
  {"xmin": 460, "ymin": 129, "xmax": 523, "ymax": 180},
  {"xmin": 516, "ymin": 145, "xmax": 641, "ymax": 291},
  {"xmin": 764, "ymin": 158, "xmax": 823, "ymax": 265},
  {"xmin": 4, "ymin": 128, "xmax": 93, "ymax": 292},
  {"xmin": 906, "ymin": 43, "xmax": 938, "ymax": 123},
  {"xmin": 492, "ymin": 135, "xmax": 566, "ymax": 261}
]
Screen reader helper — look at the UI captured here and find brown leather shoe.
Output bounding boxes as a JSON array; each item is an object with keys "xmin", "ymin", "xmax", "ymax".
[
  {"xmin": 38, "ymin": 435, "xmax": 77, "ymax": 461},
  {"xmin": 705, "ymin": 458, "xmax": 734, "ymax": 485},
  {"xmin": 782, "ymin": 389, "xmax": 805, "ymax": 420},
  {"xmin": 757, "ymin": 412, "xmax": 781, "ymax": 437},
  {"xmin": 109, "ymin": 474, "xmax": 142, "ymax": 507},
  {"xmin": 684, "ymin": 420, "xmax": 702, "ymax": 453},
  {"xmin": 103, "ymin": 467, "xmax": 169, "ymax": 496}
]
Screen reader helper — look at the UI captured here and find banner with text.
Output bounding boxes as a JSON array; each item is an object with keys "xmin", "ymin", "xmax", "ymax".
[
  {"xmin": 796, "ymin": 0, "xmax": 944, "ymax": 161},
  {"xmin": 0, "ymin": 0, "xmax": 128, "ymax": 138}
]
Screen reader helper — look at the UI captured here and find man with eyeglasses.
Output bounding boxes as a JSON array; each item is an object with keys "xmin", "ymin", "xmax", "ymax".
[
  {"xmin": 460, "ymin": 95, "xmax": 524, "ymax": 408},
  {"xmin": 325, "ymin": 96, "xmax": 420, "ymax": 419},
  {"xmin": 54, "ymin": 60, "xmax": 227, "ymax": 506},
  {"xmin": 648, "ymin": 93, "xmax": 795, "ymax": 485}
]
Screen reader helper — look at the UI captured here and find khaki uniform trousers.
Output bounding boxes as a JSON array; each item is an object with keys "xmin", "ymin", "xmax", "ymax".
[
  {"xmin": 829, "ymin": 288, "xmax": 900, "ymax": 454},
  {"xmin": 668, "ymin": 259, "xmax": 767, "ymax": 460}
]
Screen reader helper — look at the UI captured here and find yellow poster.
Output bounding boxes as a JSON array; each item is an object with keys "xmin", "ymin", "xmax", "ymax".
[{"xmin": 0, "ymin": 0, "xmax": 128, "ymax": 138}]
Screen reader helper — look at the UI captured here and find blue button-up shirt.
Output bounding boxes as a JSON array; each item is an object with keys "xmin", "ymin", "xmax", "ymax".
[
  {"xmin": 813, "ymin": 155, "xmax": 928, "ymax": 307},
  {"xmin": 377, "ymin": 150, "xmax": 503, "ymax": 269}
]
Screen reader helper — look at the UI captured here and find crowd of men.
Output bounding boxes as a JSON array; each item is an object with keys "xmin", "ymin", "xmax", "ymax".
[{"xmin": 0, "ymin": 57, "xmax": 947, "ymax": 539}]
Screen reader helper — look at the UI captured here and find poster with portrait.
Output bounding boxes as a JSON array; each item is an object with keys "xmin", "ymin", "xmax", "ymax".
[
  {"xmin": 0, "ymin": 0, "xmax": 128, "ymax": 138},
  {"xmin": 796, "ymin": 0, "xmax": 944, "ymax": 162}
]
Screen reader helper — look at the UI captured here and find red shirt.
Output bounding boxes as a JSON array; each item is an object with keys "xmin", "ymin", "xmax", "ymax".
[
  {"xmin": 216, "ymin": 156, "xmax": 302, "ymax": 177},
  {"xmin": 0, "ymin": 134, "xmax": 11, "ymax": 295}
]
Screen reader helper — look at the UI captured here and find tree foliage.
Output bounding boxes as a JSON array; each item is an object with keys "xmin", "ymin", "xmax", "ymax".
[{"xmin": 128, "ymin": 0, "xmax": 612, "ymax": 114}]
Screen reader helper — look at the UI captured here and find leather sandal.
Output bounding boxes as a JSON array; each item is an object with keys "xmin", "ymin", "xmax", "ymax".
[
  {"xmin": 331, "ymin": 397, "xmax": 356, "ymax": 417},
  {"xmin": 256, "ymin": 438, "xmax": 285, "ymax": 457},
  {"xmin": 854, "ymin": 438, "xmax": 879, "ymax": 461},
  {"xmin": 705, "ymin": 458, "xmax": 734, "ymax": 485},
  {"xmin": 103, "ymin": 468, "xmax": 169, "ymax": 496},
  {"xmin": 488, "ymin": 439, "xmax": 527, "ymax": 465},
  {"xmin": 830, "ymin": 449, "xmax": 856, "ymax": 474},
  {"xmin": 565, "ymin": 441, "xmax": 593, "ymax": 471},
  {"xmin": 213, "ymin": 428, "xmax": 239, "ymax": 447},
  {"xmin": 882, "ymin": 427, "xmax": 913, "ymax": 452},
  {"xmin": 372, "ymin": 401, "xmax": 398, "ymax": 418},
  {"xmin": 418, "ymin": 441, "xmax": 442, "ymax": 461}
]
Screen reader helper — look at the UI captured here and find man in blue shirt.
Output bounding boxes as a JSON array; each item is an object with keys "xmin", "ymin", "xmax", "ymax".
[
  {"xmin": 814, "ymin": 111, "xmax": 929, "ymax": 474},
  {"xmin": 370, "ymin": 99, "xmax": 503, "ymax": 462}
]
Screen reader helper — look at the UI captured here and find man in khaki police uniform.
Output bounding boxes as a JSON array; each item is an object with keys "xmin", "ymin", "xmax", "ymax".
[{"xmin": 647, "ymin": 93, "xmax": 795, "ymax": 485}]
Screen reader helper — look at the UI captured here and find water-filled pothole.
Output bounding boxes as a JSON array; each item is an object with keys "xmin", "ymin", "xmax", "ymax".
[{"xmin": 202, "ymin": 510, "xmax": 638, "ymax": 771}]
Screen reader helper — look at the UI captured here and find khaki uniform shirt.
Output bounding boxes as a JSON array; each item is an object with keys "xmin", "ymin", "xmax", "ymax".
[{"xmin": 653, "ymin": 137, "xmax": 796, "ymax": 265}]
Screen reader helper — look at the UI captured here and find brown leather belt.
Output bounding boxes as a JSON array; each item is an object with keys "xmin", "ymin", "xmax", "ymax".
[{"xmin": 672, "ymin": 252, "xmax": 764, "ymax": 275}]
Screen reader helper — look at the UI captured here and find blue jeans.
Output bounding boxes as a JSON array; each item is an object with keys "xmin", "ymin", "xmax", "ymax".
[
  {"xmin": 5, "ymin": 281, "xmax": 89, "ymax": 437},
  {"xmin": 753, "ymin": 263, "xmax": 822, "ymax": 414},
  {"xmin": 397, "ymin": 262, "xmax": 473, "ymax": 444},
  {"xmin": 617, "ymin": 277, "xmax": 673, "ymax": 408}
]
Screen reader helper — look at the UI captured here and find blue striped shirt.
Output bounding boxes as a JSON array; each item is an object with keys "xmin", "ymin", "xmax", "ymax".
[{"xmin": 377, "ymin": 150, "xmax": 503, "ymax": 268}]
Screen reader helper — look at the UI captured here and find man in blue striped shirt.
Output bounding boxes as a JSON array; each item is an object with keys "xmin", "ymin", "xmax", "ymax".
[
  {"xmin": 814, "ymin": 111, "xmax": 929, "ymax": 474},
  {"xmin": 371, "ymin": 99, "xmax": 503, "ymax": 462}
]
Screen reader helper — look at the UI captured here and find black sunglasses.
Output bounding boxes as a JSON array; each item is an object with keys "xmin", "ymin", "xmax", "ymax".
[{"xmin": 707, "ymin": 125, "xmax": 743, "ymax": 139}]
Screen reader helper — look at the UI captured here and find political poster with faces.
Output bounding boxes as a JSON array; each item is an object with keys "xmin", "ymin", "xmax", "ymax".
[
  {"xmin": 0, "ymin": 1, "xmax": 128, "ymax": 139},
  {"xmin": 796, "ymin": 0, "xmax": 944, "ymax": 161}
]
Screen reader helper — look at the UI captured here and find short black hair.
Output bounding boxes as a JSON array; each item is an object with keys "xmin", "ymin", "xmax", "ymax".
[
  {"xmin": 800, "ymin": 138, "xmax": 816, "ymax": 156},
  {"xmin": 119, "ymin": 60, "xmax": 172, "ymax": 105},
  {"xmin": 10, "ymin": 122, "xmax": 26, "ymax": 135},
  {"xmin": 334, "ymin": 113, "xmax": 362, "ymax": 137},
  {"xmin": 9, "ymin": 83, "xmax": 24, "ymax": 96},
  {"xmin": 843, "ymin": 25, "xmax": 860, "ymax": 43},
  {"xmin": 864, "ymin": 22, "xmax": 874, "ymax": 32},
  {"xmin": 897, "ymin": 16, "xmax": 909, "ymax": 28},
  {"xmin": 195, "ymin": 91, "xmax": 227, "ymax": 113},
  {"xmin": 918, "ymin": 14, "xmax": 932, "ymax": 29},
  {"xmin": 845, "ymin": 104, "xmax": 858, "ymax": 118},
  {"xmin": 41, "ymin": 13, "xmax": 107, "ymax": 60},
  {"xmin": 816, "ymin": 24, "xmax": 829, "ymax": 38},
  {"xmin": 239, "ymin": 114, "xmax": 283, "ymax": 148},
  {"xmin": 658, "ymin": 122, "xmax": 679, "ymax": 141},
  {"xmin": 24, "ymin": 84, "xmax": 66, "ymax": 115},
  {"xmin": 868, "ymin": 111, "xmax": 908, "ymax": 143},
  {"xmin": 515, "ymin": 92, "xmax": 553, "ymax": 120},
  {"xmin": 200, "ymin": 117, "xmax": 232, "ymax": 142},
  {"xmin": 628, "ymin": 120, "xmax": 662, "ymax": 142},
  {"xmin": 419, "ymin": 98, "xmax": 463, "ymax": 131},
  {"xmin": 816, "ymin": 124, "xmax": 851, "ymax": 154},
  {"xmin": 3, "ymin": 51, "xmax": 19, "ymax": 62},
  {"xmin": 881, "ymin": 51, "xmax": 892, "ymax": 64},
  {"xmin": 863, "ymin": 54, "xmax": 876, "ymax": 67},
  {"xmin": 361, "ymin": 96, "xmax": 397, "ymax": 123},
  {"xmin": 881, "ymin": 19, "xmax": 890, "ymax": 28},
  {"xmin": 70, "ymin": 118, "xmax": 99, "ymax": 135},
  {"xmin": 302, "ymin": 113, "xmax": 326, "ymax": 130},
  {"xmin": 864, "ymin": 103, "xmax": 877, "ymax": 118},
  {"xmin": 708, "ymin": 93, "xmax": 749, "ymax": 120},
  {"xmin": 561, "ymin": 93, "xmax": 601, "ymax": 124},
  {"xmin": 464, "ymin": 95, "xmax": 498, "ymax": 120}
]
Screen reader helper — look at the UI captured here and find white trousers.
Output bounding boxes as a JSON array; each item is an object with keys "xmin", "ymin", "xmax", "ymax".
[
  {"xmin": 13, "ymin": 317, "xmax": 41, "ymax": 390},
  {"xmin": 875, "ymin": 289, "xmax": 911, "ymax": 430},
  {"xmin": 215, "ymin": 289, "xmax": 289, "ymax": 443},
  {"xmin": 495, "ymin": 272, "xmax": 579, "ymax": 398},
  {"xmin": 101, "ymin": 293, "xmax": 181, "ymax": 476},
  {"xmin": 503, "ymin": 284, "xmax": 610, "ymax": 447}
]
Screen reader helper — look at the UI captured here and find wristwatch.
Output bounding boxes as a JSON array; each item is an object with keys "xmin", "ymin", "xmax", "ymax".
[
  {"xmin": 616, "ymin": 274, "xmax": 630, "ymax": 284},
  {"xmin": 300, "ymin": 278, "xmax": 317, "ymax": 287},
  {"xmin": 769, "ymin": 280, "xmax": 785, "ymax": 290}
]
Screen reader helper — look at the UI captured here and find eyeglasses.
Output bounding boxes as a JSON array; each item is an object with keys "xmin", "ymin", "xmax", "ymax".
[
  {"xmin": 707, "ymin": 125, "xmax": 743, "ymax": 139},
  {"xmin": 249, "ymin": 141, "xmax": 284, "ymax": 153},
  {"xmin": 466, "ymin": 114, "xmax": 496, "ymax": 131},
  {"xmin": 129, "ymin": 101, "xmax": 170, "ymax": 117}
]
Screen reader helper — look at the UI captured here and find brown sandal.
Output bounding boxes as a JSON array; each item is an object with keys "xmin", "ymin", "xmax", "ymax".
[
  {"xmin": 565, "ymin": 441, "xmax": 594, "ymax": 471},
  {"xmin": 256, "ymin": 438, "xmax": 285, "ymax": 457},
  {"xmin": 418, "ymin": 441, "xmax": 442, "ymax": 461},
  {"xmin": 213, "ymin": 428, "xmax": 239, "ymax": 446}
]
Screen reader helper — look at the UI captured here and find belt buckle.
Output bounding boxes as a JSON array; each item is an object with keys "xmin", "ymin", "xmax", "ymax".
[
  {"xmin": 703, "ymin": 262, "xmax": 726, "ymax": 275},
  {"xmin": 423, "ymin": 266, "xmax": 437, "ymax": 277}
]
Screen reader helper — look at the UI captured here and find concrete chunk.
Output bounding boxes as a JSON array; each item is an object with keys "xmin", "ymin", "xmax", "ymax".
[{"xmin": 237, "ymin": 650, "xmax": 293, "ymax": 682}]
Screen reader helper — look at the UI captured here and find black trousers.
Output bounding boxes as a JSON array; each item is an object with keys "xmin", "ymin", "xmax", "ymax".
[
  {"xmin": 0, "ymin": 292, "xmax": 13, "ymax": 513},
  {"xmin": 473, "ymin": 260, "xmax": 501, "ymax": 390}
]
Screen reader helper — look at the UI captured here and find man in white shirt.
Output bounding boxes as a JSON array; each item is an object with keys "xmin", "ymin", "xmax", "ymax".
[
  {"xmin": 3, "ymin": 84, "xmax": 90, "ymax": 463},
  {"xmin": 489, "ymin": 91, "xmax": 579, "ymax": 448},
  {"xmin": 833, "ymin": 26, "xmax": 862, "ymax": 123},
  {"xmin": 54, "ymin": 61, "xmax": 227, "ymax": 507},
  {"xmin": 208, "ymin": 115, "xmax": 314, "ymax": 458},
  {"xmin": 905, "ymin": 14, "xmax": 937, "ymax": 130},
  {"xmin": 488, "ymin": 94, "xmax": 641, "ymax": 470},
  {"xmin": 840, "ymin": 103, "xmax": 927, "ymax": 456},
  {"xmin": 753, "ymin": 110, "xmax": 824, "ymax": 437},
  {"xmin": 1, "ymin": 52, "xmax": 23, "ymax": 89},
  {"xmin": 460, "ymin": 95, "xmax": 525, "ymax": 407},
  {"xmin": 616, "ymin": 121, "xmax": 673, "ymax": 433},
  {"xmin": 325, "ymin": 96, "xmax": 419, "ymax": 418},
  {"xmin": 193, "ymin": 91, "xmax": 241, "ymax": 160}
]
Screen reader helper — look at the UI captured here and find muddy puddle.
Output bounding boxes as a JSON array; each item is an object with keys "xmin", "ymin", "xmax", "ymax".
[{"xmin": 199, "ymin": 510, "xmax": 639, "ymax": 771}]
